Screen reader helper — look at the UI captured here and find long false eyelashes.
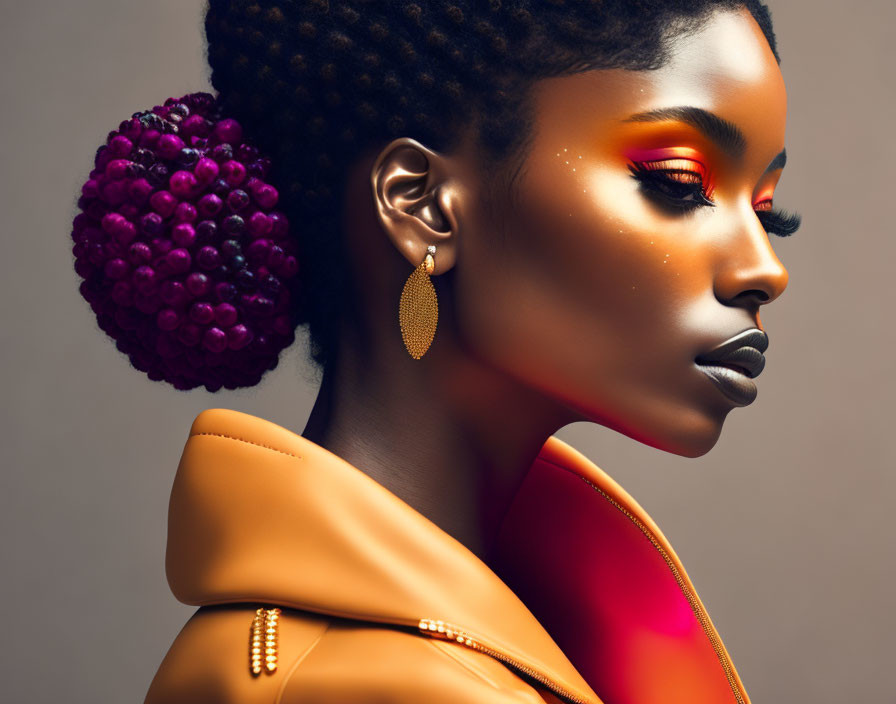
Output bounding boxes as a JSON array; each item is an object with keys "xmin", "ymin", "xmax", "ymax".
[
  {"xmin": 627, "ymin": 161, "xmax": 715, "ymax": 210},
  {"xmin": 755, "ymin": 208, "xmax": 802, "ymax": 237},
  {"xmin": 628, "ymin": 160, "xmax": 802, "ymax": 237}
]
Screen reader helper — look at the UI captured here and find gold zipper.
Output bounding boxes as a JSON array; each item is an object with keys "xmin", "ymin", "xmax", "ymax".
[
  {"xmin": 417, "ymin": 618, "xmax": 591, "ymax": 704},
  {"xmin": 580, "ymin": 477, "xmax": 747, "ymax": 704}
]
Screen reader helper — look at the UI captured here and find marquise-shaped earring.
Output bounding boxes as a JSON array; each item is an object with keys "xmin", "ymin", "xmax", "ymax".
[{"xmin": 398, "ymin": 245, "xmax": 438, "ymax": 359}]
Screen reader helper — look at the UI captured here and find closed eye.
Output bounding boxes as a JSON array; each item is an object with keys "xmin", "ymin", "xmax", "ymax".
[{"xmin": 754, "ymin": 199, "xmax": 802, "ymax": 237}]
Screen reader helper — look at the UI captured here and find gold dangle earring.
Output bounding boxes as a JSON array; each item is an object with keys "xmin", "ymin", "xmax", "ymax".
[{"xmin": 399, "ymin": 245, "xmax": 438, "ymax": 359}]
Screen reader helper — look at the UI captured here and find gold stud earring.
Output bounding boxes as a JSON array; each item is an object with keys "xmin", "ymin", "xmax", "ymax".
[{"xmin": 399, "ymin": 245, "xmax": 438, "ymax": 359}]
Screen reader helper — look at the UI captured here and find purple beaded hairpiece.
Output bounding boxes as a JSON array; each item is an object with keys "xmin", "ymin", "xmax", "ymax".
[{"xmin": 71, "ymin": 92, "xmax": 301, "ymax": 392}]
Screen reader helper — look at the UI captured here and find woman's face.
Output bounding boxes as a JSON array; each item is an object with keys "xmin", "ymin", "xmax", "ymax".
[{"xmin": 455, "ymin": 9, "xmax": 795, "ymax": 456}]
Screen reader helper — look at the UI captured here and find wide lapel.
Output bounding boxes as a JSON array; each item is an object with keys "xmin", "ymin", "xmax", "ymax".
[{"xmin": 492, "ymin": 436, "xmax": 751, "ymax": 704}]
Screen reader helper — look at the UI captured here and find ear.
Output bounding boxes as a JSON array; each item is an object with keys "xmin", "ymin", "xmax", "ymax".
[{"xmin": 370, "ymin": 137, "xmax": 460, "ymax": 275}]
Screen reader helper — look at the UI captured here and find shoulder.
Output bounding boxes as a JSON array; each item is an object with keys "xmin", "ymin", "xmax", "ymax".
[{"xmin": 144, "ymin": 605, "xmax": 546, "ymax": 704}]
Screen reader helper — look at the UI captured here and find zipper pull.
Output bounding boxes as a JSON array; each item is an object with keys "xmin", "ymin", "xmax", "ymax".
[{"xmin": 250, "ymin": 607, "xmax": 281, "ymax": 676}]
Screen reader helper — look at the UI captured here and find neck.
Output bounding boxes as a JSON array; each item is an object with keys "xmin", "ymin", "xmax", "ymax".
[{"xmin": 301, "ymin": 328, "xmax": 576, "ymax": 562}]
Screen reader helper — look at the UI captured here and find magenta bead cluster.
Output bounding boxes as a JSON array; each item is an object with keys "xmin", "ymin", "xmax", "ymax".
[{"xmin": 71, "ymin": 92, "xmax": 300, "ymax": 391}]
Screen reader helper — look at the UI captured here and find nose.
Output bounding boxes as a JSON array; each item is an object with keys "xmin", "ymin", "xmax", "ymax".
[{"xmin": 714, "ymin": 213, "xmax": 789, "ymax": 309}]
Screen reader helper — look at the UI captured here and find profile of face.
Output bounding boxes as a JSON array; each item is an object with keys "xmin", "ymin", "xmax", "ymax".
[{"xmin": 370, "ymin": 8, "xmax": 796, "ymax": 458}]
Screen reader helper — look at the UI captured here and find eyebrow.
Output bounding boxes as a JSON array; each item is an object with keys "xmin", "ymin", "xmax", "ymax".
[{"xmin": 623, "ymin": 106, "xmax": 747, "ymax": 160}]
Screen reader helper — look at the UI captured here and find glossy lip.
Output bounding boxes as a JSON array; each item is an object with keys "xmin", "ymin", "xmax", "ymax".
[{"xmin": 695, "ymin": 329, "xmax": 769, "ymax": 406}]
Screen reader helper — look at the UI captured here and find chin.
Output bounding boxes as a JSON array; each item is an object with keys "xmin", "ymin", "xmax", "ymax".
[
  {"xmin": 579, "ymin": 402, "xmax": 729, "ymax": 459},
  {"xmin": 645, "ymin": 408, "xmax": 730, "ymax": 458}
]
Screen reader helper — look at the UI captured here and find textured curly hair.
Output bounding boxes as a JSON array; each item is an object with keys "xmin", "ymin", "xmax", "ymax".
[{"xmin": 204, "ymin": 0, "xmax": 779, "ymax": 371}]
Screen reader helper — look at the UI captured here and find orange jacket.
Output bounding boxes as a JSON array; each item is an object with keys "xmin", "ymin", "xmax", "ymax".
[{"xmin": 144, "ymin": 408, "xmax": 750, "ymax": 704}]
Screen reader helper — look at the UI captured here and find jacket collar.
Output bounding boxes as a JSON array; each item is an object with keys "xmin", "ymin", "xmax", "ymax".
[{"xmin": 166, "ymin": 407, "xmax": 749, "ymax": 704}]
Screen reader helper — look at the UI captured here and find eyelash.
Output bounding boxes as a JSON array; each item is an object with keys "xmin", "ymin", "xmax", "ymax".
[{"xmin": 628, "ymin": 161, "xmax": 802, "ymax": 237}]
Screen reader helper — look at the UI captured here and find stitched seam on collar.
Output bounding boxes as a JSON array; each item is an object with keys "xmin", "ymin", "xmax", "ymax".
[
  {"xmin": 425, "ymin": 638, "xmax": 503, "ymax": 690},
  {"xmin": 274, "ymin": 620, "xmax": 330, "ymax": 704},
  {"xmin": 191, "ymin": 431, "xmax": 303, "ymax": 460}
]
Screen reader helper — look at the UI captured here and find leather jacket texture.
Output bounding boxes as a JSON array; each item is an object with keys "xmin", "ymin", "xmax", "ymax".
[{"xmin": 143, "ymin": 408, "xmax": 751, "ymax": 704}]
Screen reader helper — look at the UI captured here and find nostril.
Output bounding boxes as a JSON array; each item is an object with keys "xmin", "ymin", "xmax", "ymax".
[{"xmin": 737, "ymin": 289, "xmax": 770, "ymax": 304}]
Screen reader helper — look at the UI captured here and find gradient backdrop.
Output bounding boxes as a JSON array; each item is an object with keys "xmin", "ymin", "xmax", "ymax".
[{"xmin": 1, "ymin": 1, "xmax": 892, "ymax": 701}]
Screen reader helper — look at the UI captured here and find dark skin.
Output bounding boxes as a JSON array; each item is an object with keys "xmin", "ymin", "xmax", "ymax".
[{"xmin": 302, "ymin": 9, "xmax": 792, "ymax": 560}]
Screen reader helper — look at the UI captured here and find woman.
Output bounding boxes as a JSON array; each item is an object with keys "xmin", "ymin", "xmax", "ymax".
[{"xmin": 71, "ymin": 1, "xmax": 801, "ymax": 702}]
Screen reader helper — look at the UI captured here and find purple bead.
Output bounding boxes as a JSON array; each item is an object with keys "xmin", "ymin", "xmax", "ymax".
[
  {"xmin": 229, "ymin": 255, "xmax": 246, "ymax": 270},
  {"xmin": 169, "ymin": 170, "xmax": 198, "ymax": 198},
  {"xmin": 195, "ymin": 219, "xmax": 218, "ymax": 243},
  {"xmin": 166, "ymin": 248, "xmax": 192, "ymax": 274},
  {"xmin": 101, "ymin": 212, "xmax": 125, "ymax": 235},
  {"xmin": 226, "ymin": 188, "xmax": 250, "ymax": 212},
  {"xmin": 269, "ymin": 212, "xmax": 288, "ymax": 239},
  {"xmin": 127, "ymin": 241, "xmax": 152, "ymax": 265},
  {"xmin": 181, "ymin": 114, "xmax": 211, "ymax": 138},
  {"xmin": 157, "ymin": 133, "xmax": 185, "ymax": 160},
  {"xmin": 226, "ymin": 323, "xmax": 253, "ymax": 350},
  {"xmin": 253, "ymin": 184, "xmax": 279, "ymax": 209},
  {"xmin": 237, "ymin": 144, "xmax": 259, "ymax": 162},
  {"xmin": 211, "ymin": 178, "xmax": 231, "ymax": 198},
  {"xmin": 172, "ymin": 223, "xmax": 196, "ymax": 247},
  {"xmin": 213, "ymin": 118, "xmax": 243, "ymax": 146},
  {"xmin": 150, "ymin": 190, "xmax": 177, "ymax": 218},
  {"xmin": 125, "ymin": 162, "xmax": 146, "ymax": 179},
  {"xmin": 134, "ymin": 147, "xmax": 156, "ymax": 167},
  {"xmin": 138, "ymin": 128, "xmax": 160, "ymax": 148},
  {"xmin": 160, "ymin": 280, "xmax": 187, "ymax": 305},
  {"xmin": 222, "ymin": 214, "xmax": 245, "ymax": 236},
  {"xmin": 81, "ymin": 179, "xmax": 99, "ymax": 198},
  {"xmin": 147, "ymin": 162, "xmax": 170, "ymax": 187},
  {"xmin": 282, "ymin": 256, "xmax": 298, "ymax": 277},
  {"xmin": 197, "ymin": 193, "xmax": 223, "ymax": 218},
  {"xmin": 133, "ymin": 265, "xmax": 157, "ymax": 291},
  {"xmin": 189, "ymin": 302, "xmax": 215, "ymax": 325},
  {"xmin": 202, "ymin": 326, "xmax": 228, "ymax": 354},
  {"xmin": 185, "ymin": 271, "xmax": 211, "ymax": 296},
  {"xmin": 266, "ymin": 245, "xmax": 285, "ymax": 270},
  {"xmin": 177, "ymin": 147, "xmax": 200, "ymax": 168},
  {"xmin": 247, "ymin": 212, "xmax": 272, "ymax": 237},
  {"xmin": 140, "ymin": 212, "xmax": 164, "ymax": 236},
  {"xmin": 214, "ymin": 281, "xmax": 237, "ymax": 302},
  {"xmin": 246, "ymin": 238, "xmax": 272, "ymax": 263},
  {"xmin": 214, "ymin": 302, "xmax": 238, "ymax": 326},
  {"xmin": 108, "ymin": 136, "xmax": 134, "ymax": 158},
  {"xmin": 260, "ymin": 274, "xmax": 282, "ymax": 296},
  {"xmin": 194, "ymin": 157, "xmax": 219, "ymax": 184},
  {"xmin": 174, "ymin": 202, "xmax": 197, "ymax": 223},
  {"xmin": 211, "ymin": 143, "xmax": 233, "ymax": 163},
  {"xmin": 220, "ymin": 239, "xmax": 242, "ymax": 258},
  {"xmin": 157, "ymin": 308, "xmax": 181, "ymax": 331},
  {"xmin": 197, "ymin": 246, "xmax": 221, "ymax": 270},
  {"xmin": 273, "ymin": 315, "xmax": 292, "ymax": 335},
  {"xmin": 104, "ymin": 258, "xmax": 129, "ymax": 280},
  {"xmin": 128, "ymin": 178, "xmax": 153, "ymax": 205},
  {"xmin": 235, "ymin": 269, "xmax": 256, "ymax": 291},
  {"xmin": 221, "ymin": 160, "xmax": 246, "ymax": 187},
  {"xmin": 247, "ymin": 295, "xmax": 274, "ymax": 316},
  {"xmin": 150, "ymin": 238, "xmax": 173, "ymax": 257},
  {"xmin": 113, "ymin": 220, "xmax": 137, "ymax": 245}
]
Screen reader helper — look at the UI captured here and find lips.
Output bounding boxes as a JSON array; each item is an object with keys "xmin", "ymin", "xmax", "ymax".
[{"xmin": 695, "ymin": 329, "xmax": 768, "ymax": 405}]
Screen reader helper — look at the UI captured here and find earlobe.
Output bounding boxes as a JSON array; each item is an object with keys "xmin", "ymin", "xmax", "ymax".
[{"xmin": 370, "ymin": 137, "xmax": 458, "ymax": 275}]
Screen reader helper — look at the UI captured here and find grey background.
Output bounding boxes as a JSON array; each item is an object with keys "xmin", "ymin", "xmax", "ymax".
[{"xmin": 2, "ymin": 1, "xmax": 892, "ymax": 701}]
